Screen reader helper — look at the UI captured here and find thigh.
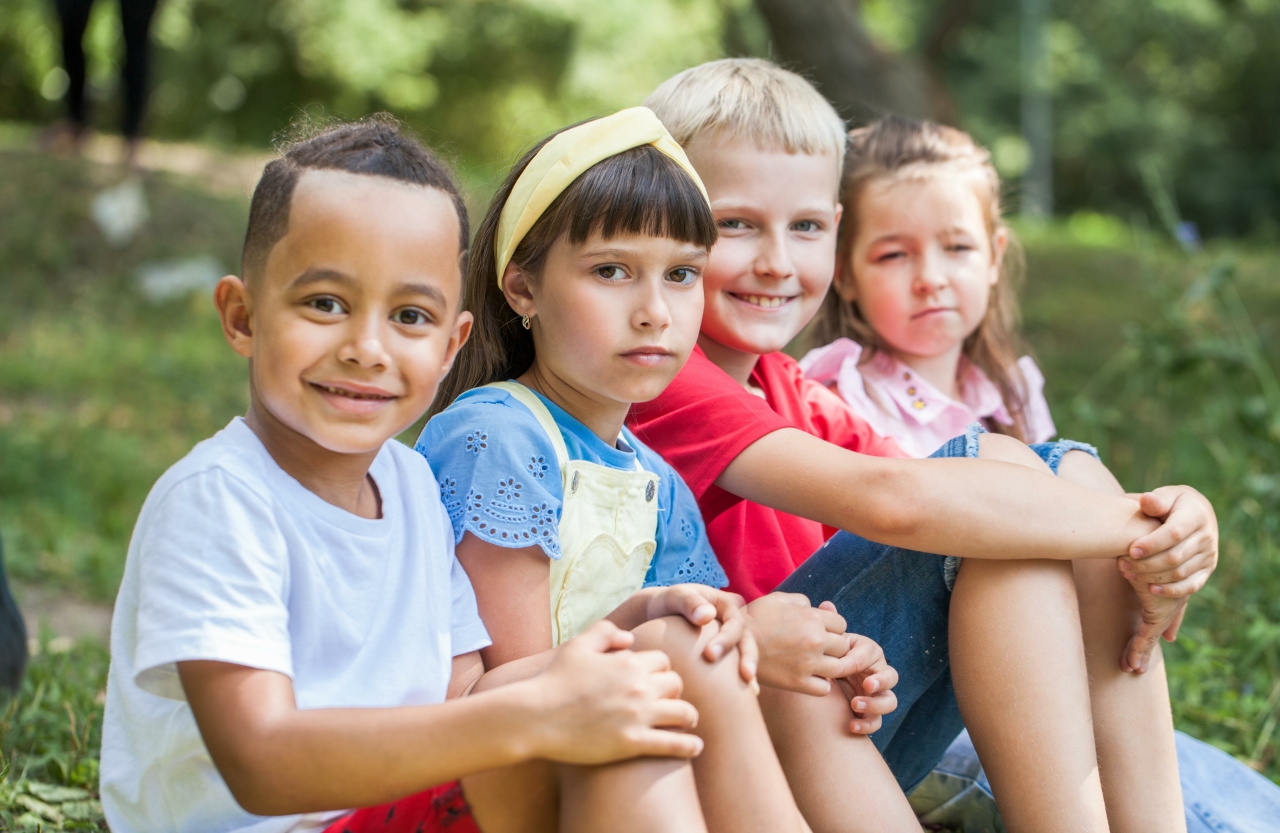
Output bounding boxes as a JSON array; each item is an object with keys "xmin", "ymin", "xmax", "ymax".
[{"xmin": 461, "ymin": 760, "xmax": 558, "ymax": 833}]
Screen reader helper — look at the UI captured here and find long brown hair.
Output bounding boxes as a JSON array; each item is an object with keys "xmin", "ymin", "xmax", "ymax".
[
  {"xmin": 813, "ymin": 114, "xmax": 1032, "ymax": 440},
  {"xmin": 429, "ymin": 124, "xmax": 717, "ymax": 417}
]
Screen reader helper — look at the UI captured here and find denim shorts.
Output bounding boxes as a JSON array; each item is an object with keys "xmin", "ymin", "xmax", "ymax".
[{"xmin": 775, "ymin": 424, "xmax": 1100, "ymax": 793}]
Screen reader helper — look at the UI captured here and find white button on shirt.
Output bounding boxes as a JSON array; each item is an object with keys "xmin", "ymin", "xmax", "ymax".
[{"xmin": 800, "ymin": 338, "xmax": 1057, "ymax": 459}]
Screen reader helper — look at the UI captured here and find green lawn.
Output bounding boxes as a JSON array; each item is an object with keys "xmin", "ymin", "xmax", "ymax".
[{"xmin": 0, "ymin": 141, "xmax": 1278, "ymax": 828}]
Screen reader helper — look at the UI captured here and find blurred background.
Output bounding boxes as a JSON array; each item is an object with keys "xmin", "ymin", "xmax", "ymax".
[{"xmin": 2, "ymin": 0, "xmax": 1279, "ymax": 823}]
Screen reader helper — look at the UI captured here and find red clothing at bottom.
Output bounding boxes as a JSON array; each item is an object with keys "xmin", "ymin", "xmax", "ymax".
[
  {"xmin": 323, "ymin": 781, "xmax": 481, "ymax": 833},
  {"xmin": 628, "ymin": 347, "xmax": 906, "ymax": 601}
]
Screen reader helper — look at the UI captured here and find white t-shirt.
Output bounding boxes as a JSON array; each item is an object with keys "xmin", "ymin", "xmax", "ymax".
[{"xmin": 100, "ymin": 418, "xmax": 491, "ymax": 833}]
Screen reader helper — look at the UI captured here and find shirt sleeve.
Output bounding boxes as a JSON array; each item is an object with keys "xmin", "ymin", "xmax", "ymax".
[
  {"xmin": 417, "ymin": 392, "xmax": 565, "ymax": 558},
  {"xmin": 1017, "ymin": 356, "xmax": 1058, "ymax": 443},
  {"xmin": 132, "ymin": 469, "xmax": 293, "ymax": 701},
  {"xmin": 799, "ymin": 376, "xmax": 909, "ymax": 458},
  {"xmin": 628, "ymin": 349, "xmax": 792, "ymax": 500},
  {"xmin": 641, "ymin": 449, "xmax": 729, "ymax": 589}
]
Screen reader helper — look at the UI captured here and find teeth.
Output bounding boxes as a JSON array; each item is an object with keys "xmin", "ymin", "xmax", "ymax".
[
  {"xmin": 738, "ymin": 294, "xmax": 786, "ymax": 309},
  {"xmin": 319, "ymin": 385, "xmax": 389, "ymax": 400}
]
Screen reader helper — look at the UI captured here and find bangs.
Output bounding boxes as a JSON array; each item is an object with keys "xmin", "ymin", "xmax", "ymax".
[{"xmin": 553, "ymin": 145, "xmax": 717, "ymax": 250}]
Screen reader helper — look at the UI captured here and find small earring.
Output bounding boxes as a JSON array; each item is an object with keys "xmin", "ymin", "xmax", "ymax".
[{"xmin": 521, "ymin": 314, "xmax": 531, "ymax": 330}]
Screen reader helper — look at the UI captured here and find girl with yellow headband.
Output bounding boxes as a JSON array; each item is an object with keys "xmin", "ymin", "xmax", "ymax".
[{"xmin": 418, "ymin": 109, "xmax": 901, "ymax": 831}]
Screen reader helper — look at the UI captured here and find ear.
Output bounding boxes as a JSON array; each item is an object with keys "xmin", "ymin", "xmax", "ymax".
[
  {"xmin": 990, "ymin": 227, "xmax": 1010, "ymax": 286},
  {"xmin": 439, "ymin": 310, "xmax": 474, "ymax": 378},
  {"xmin": 214, "ymin": 276, "xmax": 254, "ymax": 358},
  {"xmin": 501, "ymin": 263, "xmax": 537, "ymax": 320}
]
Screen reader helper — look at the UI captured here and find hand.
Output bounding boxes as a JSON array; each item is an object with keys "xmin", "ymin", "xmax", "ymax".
[
  {"xmin": 746, "ymin": 593, "xmax": 848, "ymax": 695},
  {"xmin": 1119, "ymin": 580, "xmax": 1187, "ymax": 674},
  {"xmin": 833, "ymin": 632, "xmax": 899, "ymax": 735},
  {"xmin": 529, "ymin": 620, "xmax": 703, "ymax": 764},
  {"xmin": 1122, "ymin": 486, "xmax": 1218, "ymax": 600},
  {"xmin": 643, "ymin": 584, "xmax": 758, "ymax": 686}
]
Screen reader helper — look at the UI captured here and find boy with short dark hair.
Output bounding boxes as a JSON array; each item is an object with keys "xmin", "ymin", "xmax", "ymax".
[{"xmin": 101, "ymin": 118, "xmax": 715, "ymax": 833}]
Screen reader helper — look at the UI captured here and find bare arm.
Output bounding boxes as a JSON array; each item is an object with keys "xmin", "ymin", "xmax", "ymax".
[
  {"xmin": 179, "ymin": 623, "xmax": 703, "ymax": 817},
  {"xmin": 718, "ymin": 428, "xmax": 1158, "ymax": 561}
]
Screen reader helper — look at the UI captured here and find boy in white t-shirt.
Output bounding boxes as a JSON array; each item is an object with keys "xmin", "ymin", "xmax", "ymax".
[{"xmin": 101, "ymin": 118, "xmax": 749, "ymax": 833}]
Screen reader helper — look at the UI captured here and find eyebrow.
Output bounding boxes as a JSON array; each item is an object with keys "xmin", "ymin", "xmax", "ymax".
[
  {"xmin": 711, "ymin": 200, "xmax": 836, "ymax": 216},
  {"xmin": 288, "ymin": 267, "xmax": 448, "ymax": 305},
  {"xmin": 579, "ymin": 247, "xmax": 708, "ymax": 263}
]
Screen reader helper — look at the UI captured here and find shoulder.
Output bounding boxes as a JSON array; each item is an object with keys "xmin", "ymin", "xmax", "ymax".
[
  {"xmin": 144, "ymin": 420, "xmax": 277, "ymax": 516},
  {"xmin": 419, "ymin": 386, "xmax": 553, "ymax": 459},
  {"xmin": 799, "ymin": 338, "xmax": 865, "ymax": 383}
]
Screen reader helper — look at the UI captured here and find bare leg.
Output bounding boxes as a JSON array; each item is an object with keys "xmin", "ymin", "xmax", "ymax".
[
  {"xmin": 949, "ymin": 433, "xmax": 1110, "ymax": 833},
  {"xmin": 631, "ymin": 615, "xmax": 811, "ymax": 833},
  {"xmin": 1057, "ymin": 451, "xmax": 1185, "ymax": 833},
  {"xmin": 759, "ymin": 686, "xmax": 921, "ymax": 832},
  {"xmin": 462, "ymin": 749, "xmax": 706, "ymax": 833}
]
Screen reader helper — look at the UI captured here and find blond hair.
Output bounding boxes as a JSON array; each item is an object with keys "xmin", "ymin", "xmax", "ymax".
[
  {"xmin": 812, "ymin": 114, "xmax": 1033, "ymax": 441},
  {"xmin": 644, "ymin": 58, "xmax": 846, "ymax": 159}
]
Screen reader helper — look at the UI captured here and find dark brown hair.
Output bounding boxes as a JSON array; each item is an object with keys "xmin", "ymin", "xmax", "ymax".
[
  {"xmin": 242, "ymin": 115, "xmax": 469, "ymax": 284},
  {"xmin": 813, "ymin": 114, "xmax": 1032, "ymax": 441},
  {"xmin": 430, "ymin": 124, "xmax": 717, "ymax": 416}
]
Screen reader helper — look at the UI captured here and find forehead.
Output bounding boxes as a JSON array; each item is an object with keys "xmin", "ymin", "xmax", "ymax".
[
  {"xmin": 857, "ymin": 173, "xmax": 988, "ymax": 234},
  {"xmin": 262, "ymin": 169, "xmax": 462, "ymax": 293},
  {"xmin": 684, "ymin": 136, "xmax": 841, "ymax": 204}
]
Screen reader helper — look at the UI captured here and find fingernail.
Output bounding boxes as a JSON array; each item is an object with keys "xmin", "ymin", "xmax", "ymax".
[
  {"xmin": 1151, "ymin": 585, "xmax": 1163, "ymax": 595},
  {"xmin": 1132, "ymin": 547, "xmax": 1144, "ymax": 558},
  {"xmin": 709, "ymin": 644, "xmax": 724, "ymax": 660},
  {"xmin": 864, "ymin": 678, "xmax": 878, "ymax": 693},
  {"xmin": 1120, "ymin": 560, "xmax": 1131, "ymax": 571},
  {"xmin": 853, "ymin": 699, "xmax": 867, "ymax": 712}
]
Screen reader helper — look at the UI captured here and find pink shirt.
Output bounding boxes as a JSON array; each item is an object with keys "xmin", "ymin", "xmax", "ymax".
[{"xmin": 799, "ymin": 338, "xmax": 1056, "ymax": 458}]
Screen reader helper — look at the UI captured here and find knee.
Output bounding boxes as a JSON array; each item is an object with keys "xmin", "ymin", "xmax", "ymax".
[
  {"xmin": 976, "ymin": 432, "xmax": 1053, "ymax": 474},
  {"xmin": 631, "ymin": 615, "xmax": 716, "ymax": 667},
  {"xmin": 1055, "ymin": 450, "xmax": 1124, "ymax": 494}
]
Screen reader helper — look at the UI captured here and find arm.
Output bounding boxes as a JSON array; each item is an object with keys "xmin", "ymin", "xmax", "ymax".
[
  {"xmin": 718, "ymin": 428, "xmax": 1158, "ymax": 561},
  {"xmin": 180, "ymin": 621, "xmax": 701, "ymax": 817}
]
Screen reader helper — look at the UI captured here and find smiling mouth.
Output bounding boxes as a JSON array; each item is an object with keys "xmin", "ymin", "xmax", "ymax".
[
  {"xmin": 311, "ymin": 383, "xmax": 397, "ymax": 401},
  {"xmin": 730, "ymin": 293, "xmax": 794, "ymax": 309}
]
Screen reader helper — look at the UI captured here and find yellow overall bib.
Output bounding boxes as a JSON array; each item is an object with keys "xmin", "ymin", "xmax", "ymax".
[{"xmin": 488, "ymin": 382, "xmax": 660, "ymax": 645}]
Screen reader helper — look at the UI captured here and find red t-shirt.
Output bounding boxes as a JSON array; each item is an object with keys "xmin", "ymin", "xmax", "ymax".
[{"xmin": 628, "ymin": 347, "xmax": 906, "ymax": 600}]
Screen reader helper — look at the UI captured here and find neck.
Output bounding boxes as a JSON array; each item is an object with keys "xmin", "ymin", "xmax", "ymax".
[
  {"xmin": 697, "ymin": 333, "xmax": 761, "ymax": 389},
  {"xmin": 894, "ymin": 343, "xmax": 965, "ymax": 401},
  {"xmin": 244, "ymin": 400, "xmax": 382, "ymax": 519},
  {"xmin": 518, "ymin": 361, "xmax": 629, "ymax": 446}
]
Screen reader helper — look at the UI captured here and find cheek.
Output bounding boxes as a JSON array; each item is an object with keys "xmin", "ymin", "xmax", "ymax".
[
  {"xmin": 704, "ymin": 238, "xmax": 752, "ymax": 295},
  {"xmin": 669, "ymin": 288, "xmax": 705, "ymax": 346},
  {"xmin": 853, "ymin": 275, "xmax": 912, "ymax": 336}
]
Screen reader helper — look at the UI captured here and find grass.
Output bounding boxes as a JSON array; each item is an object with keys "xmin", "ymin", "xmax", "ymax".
[{"xmin": 0, "ymin": 142, "xmax": 1278, "ymax": 827}]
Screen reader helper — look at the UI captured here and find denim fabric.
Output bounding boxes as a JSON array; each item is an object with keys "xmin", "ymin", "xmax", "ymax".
[
  {"xmin": 910, "ymin": 729, "xmax": 1280, "ymax": 833},
  {"xmin": 775, "ymin": 428, "xmax": 978, "ymax": 793},
  {"xmin": 1028, "ymin": 438, "xmax": 1100, "ymax": 473}
]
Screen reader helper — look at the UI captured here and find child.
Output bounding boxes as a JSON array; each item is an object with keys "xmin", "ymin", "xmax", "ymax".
[
  {"xmin": 801, "ymin": 112, "xmax": 1280, "ymax": 833},
  {"xmin": 630, "ymin": 59, "xmax": 1219, "ymax": 833},
  {"xmin": 100, "ymin": 118, "xmax": 738, "ymax": 833},
  {"xmin": 419, "ymin": 106, "xmax": 915, "ymax": 832}
]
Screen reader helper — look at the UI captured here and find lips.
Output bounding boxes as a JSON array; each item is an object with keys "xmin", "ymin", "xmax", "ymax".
[
  {"xmin": 309, "ymin": 381, "xmax": 399, "ymax": 415},
  {"xmin": 911, "ymin": 307, "xmax": 958, "ymax": 319},
  {"xmin": 620, "ymin": 347, "xmax": 675, "ymax": 367},
  {"xmin": 311, "ymin": 383, "xmax": 396, "ymax": 400},
  {"xmin": 730, "ymin": 292, "xmax": 794, "ymax": 309}
]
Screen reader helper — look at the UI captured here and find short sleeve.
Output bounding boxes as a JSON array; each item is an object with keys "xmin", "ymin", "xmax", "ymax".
[
  {"xmin": 799, "ymin": 377, "xmax": 908, "ymax": 458},
  {"xmin": 132, "ymin": 469, "xmax": 293, "ymax": 700},
  {"xmin": 446, "ymin": 517, "xmax": 492, "ymax": 655},
  {"xmin": 629, "ymin": 348, "xmax": 791, "ymax": 499},
  {"xmin": 1017, "ymin": 356, "xmax": 1058, "ymax": 443},
  {"xmin": 640, "ymin": 447, "xmax": 729, "ymax": 589},
  {"xmin": 417, "ymin": 392, "xmax": 564, "ymax": 558}
]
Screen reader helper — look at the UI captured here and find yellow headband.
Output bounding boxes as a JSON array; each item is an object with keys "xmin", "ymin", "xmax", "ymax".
[{"xmin": 495, "ymin": 106, "xmax": 709, "ymax": 288}]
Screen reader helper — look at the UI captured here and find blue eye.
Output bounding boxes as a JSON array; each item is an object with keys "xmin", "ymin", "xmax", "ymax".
[
  {"xmin": 718, "ymin": 219, "xmax": 748, "ymax": 230},
  {"xmin": 793, "ymin": 220, "xmax": 820, "ymax": 233},
  {"xmin": 667, "ymin": 267, "xmax": 699, "ymax": 285}
]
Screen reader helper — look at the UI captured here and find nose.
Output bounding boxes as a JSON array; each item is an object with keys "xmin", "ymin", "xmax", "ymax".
[
  {"xmin": 913, "ymin": 249, "xmax": 949, "ymax": 297},
  {"xmin": 754, "ymin": 227, "xmax": 796, "ymax": 281},
  {"xmin": 632, "ymin": 272, "xmax": 673, "ymax": 332},
  {"xmin": 337, "ymin": 312, "xmax": 392, "ymax": 370}
]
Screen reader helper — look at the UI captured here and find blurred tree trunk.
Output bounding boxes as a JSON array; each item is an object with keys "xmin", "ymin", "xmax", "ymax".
[{"xmin": 753, "ymin": 0, "xmax": 941, "ymax": 124}]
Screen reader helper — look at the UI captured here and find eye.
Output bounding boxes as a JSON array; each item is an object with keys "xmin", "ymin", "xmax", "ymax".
[
  {"xmin": 717, "ymin": 218, "xmax": 748, "ymax": 230},
  {"xmin": 308, "ymin": 296, "xmax": 346, "ymax": 314},
  {"xmin": 595, "ymin": 265, "xmax": 627, "ymax": 281},
  {"xmin": 393, "ymin": 307, "xmax": 433, "ymax": 326},
  {"xmin": 875, "ymin": 250, "xmax": 906, "ymax": 263},
  {"xmin": 666, "ymin": 267, "xmax": 699, "ymax": 285},
  {"xmin": 946, "ymin": 242, "xmax": 976, "ymax": 253},
  {"xmin": 792, "ymin": 220, "xmax": 821, "ymax": 233}
]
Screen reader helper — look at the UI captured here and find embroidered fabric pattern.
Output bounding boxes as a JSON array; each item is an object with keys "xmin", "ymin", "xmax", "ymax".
[
  {"xmin": 465, "ymin": 429, "xmax": 489, "ymax": 454},
  {"xmin": 679, "ymin": 518, "xmax": 697, "ymax": 541},
  {"xmin": 526, "ymin": 455, "xmax": 551, "ymax": 479},
  {"xmin": 668, "ymin": 548, "xmax": 729, "ymax": 588},
  {"xmin": 461, "ymin": 479, "xmax": 562, "ymax": 557}
]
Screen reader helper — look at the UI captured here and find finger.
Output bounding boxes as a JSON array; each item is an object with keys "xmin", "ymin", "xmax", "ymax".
[
  {"xmin": 851, "ymin": 690, "xmax": 897, "ymax": 718},
  {"xmin": 1123, "ymin": 550, "xmax": 1214, "ymax": 585},
  {"xmin": 667, "ymin": 585, "xmax": 717, "ymax": 625},
  {"xmin": 1121, "ymin": 622, "xmax": 1162, "ymax": 674},
  {"xmin": 1149, "ymin": 570, "xmax": 1210, "ymax": 598},
  {"xmin": 1121, "ymin": 539, "xmax": 1212, "ymax": 577},
  {"xmin": 630, "ymin": 647, "xmax": 675, "ymax": 675},
  {"xmin": 738, "ymin": 629, "xmax": 759, "ymax": 685},
  {"xmin": 1137, "ymin": 489, "xmax": 1176, "ymax": 520},
  {"xmin": 647, "ymin": 668, "xmax": 686, "ymax": 701},
  {"xmin": 704, "ymin": 615, "xmax": 745, "ymax": 662},
  {"xmin": 770, "ymin": 591, "xmax": 812, "ymax": 608},
  {"xmin": 818, "ymin": 607, "xmax": 848, "ymax": 636},
  {"xmin": 850, "ymin": 714, "xmax": 882, "ymax": 735},
  {"xmin": 858, "ymin": 664, "xmax": 899, "ymax": 696},
  {"xmin": 1129, "ymin": 514, "xmax": 1194, "ymax": 560},
  {"xmin": 810, "ymin": 655, "xmax": 852, "ymax": 681},
  {"xmin": 823, "ymin": 631, "xmax": 852, "ymax": 658},
  {"xmin": 1163, "ymin": 605, "xmax": 1188, "ymax": 642},
  {"xmin": 648, "ymin": 698, "xmax": 700, "ymax": 731},
  {"xmin": 818, "ymin": 600, "xmax": 838, "ymax": 613},
  {"xmin": 835, "ymin": 636, "xmax": 888, "ymax": 679},
  {"xmin": 576, "ymin": 619, "xmax": 635, "ymax": 653},
  {"xmin": 629, "ymin": 729, "xmax": 704, "ymax": 760}
]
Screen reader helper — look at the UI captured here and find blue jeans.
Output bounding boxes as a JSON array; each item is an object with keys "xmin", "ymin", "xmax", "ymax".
[{"xmin": 778, "ymin": 425, "xmax": 1280, "ymax": 827}]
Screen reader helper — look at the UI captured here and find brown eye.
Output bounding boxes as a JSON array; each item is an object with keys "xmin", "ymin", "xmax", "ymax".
[
  {"xmin": 596, "ymin": 265, "xmax": 626, "ymax": 281},
  {"xmin": 394, "ymin": 308, "xmax": 431, "ymax": 326},
  {"xmin": 309, "ymin": 297, "xmax": 345, "ymax": 314}
]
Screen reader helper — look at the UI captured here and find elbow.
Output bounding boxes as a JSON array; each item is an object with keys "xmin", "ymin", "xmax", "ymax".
[{"xmin": 209, "ymin": 734, "xmax": 300, "ymax": 816}]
